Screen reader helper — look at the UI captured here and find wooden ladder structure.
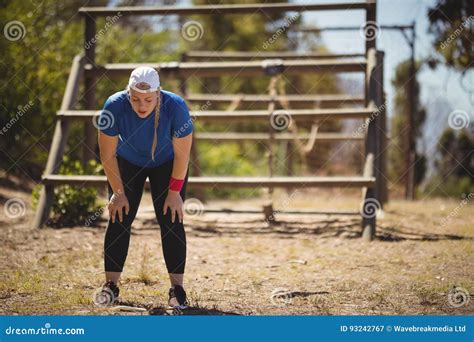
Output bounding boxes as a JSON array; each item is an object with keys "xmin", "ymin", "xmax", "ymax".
[{"xmin": 33, "ymin": 1, "xmax": 387, "ymax": 241}]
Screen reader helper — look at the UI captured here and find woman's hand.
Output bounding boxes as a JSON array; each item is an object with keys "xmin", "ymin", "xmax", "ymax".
[
  {"xmin": 107, "ymin": 190, "xmax": 130, "ymax": 223},
  {"xmin": 163, "ymin": 190, "xmax": 183, "ymax": 223}
]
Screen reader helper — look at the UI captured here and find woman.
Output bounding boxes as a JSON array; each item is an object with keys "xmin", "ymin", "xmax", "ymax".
[{"xmin": 96, "ymin": 66, "xmax": 193, "ymax": 312}]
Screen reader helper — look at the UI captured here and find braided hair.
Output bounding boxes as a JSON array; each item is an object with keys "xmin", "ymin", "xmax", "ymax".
[{"xmin": 151, "ymin": 91, "xmax": 161, "ymax": 161}]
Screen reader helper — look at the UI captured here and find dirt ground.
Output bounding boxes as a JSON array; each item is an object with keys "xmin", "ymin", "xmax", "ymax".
[{"xmin": 0, "ymin": 177, "xmax": 472, "ymax": 315}]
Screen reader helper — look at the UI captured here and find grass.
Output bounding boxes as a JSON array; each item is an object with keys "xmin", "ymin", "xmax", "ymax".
[{"xmin": 1, "ymin": 194, "xmax": 473, "ymax": 315}]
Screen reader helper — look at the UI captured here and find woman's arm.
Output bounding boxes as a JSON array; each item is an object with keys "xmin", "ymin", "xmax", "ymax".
[
  {"xmin": 98, "ymin": 131, "xmax": 129, "ymax": 222},
  {"xmin": 171, "ymin": 133, "xmax": 193, "ymax": 181},
  {"xmin": 163, "ymin": 133, "xmax": 193, "ymax": 223},
  {"xmin": 98, "ymin": 132, "xmax": 124, "ymax": 193}
]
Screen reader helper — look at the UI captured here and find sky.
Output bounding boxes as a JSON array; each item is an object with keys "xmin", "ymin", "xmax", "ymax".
[
  {"xmin": 133, "ymin": 0, "xmax": 472, "ymax": 170},
  {"xmin": 296, "ymin": 0, "xmax": 473, "ymax": 163}
]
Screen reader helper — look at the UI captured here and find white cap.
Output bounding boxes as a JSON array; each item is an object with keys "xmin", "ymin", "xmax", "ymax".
[{"xmin": 127, "ymin": 66, "xmax": 160, "ymax": 93}]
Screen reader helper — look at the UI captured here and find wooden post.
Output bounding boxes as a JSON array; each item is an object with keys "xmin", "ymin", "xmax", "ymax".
[
  {"xmin": 361, "ymin": 153, "xmax": 375, "ymax": 240},
  {"xmin": 259, "ymin": 77, "xmax": 279, "ymax": 220},
  {"xmin": 405, "ymin": 21, "xmax": 416, "ymax": 200},
  {"xmin": 33, "ymin": 55, "xmax": 85, "ymax": 228},
  {"xmin": 365, "ymin": 0, "xmax": 377, "ymax": 54},
  {"xmin": 380, "ymin": 93, "xmax": 388, "ymax": 205},
  {"xmin": 181, "ymin": 52, "xmax": 206, "ymax": 202},
  {"xmin": 374, "ymin": 51, "xmax": 385, "ymax": 207},
  {"xmin": 267, "ymin": 77, "xmax": 278, "ymax": 195},
  {"xmin": 361, "ymin": 48, "xmax": 383, "ymax": 241},
  {"xmin": 285, "ymin": 140, "xmax": 294, "ymax": 178},
  {"xmin": 83, "ymin": 15, "xmax": 97, "ymax": 165}
]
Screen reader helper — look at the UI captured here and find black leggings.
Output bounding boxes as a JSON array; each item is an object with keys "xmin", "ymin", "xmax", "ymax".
[{"xmin": 104, "ymin": 154, "xmax": 188, "ymax": 274}]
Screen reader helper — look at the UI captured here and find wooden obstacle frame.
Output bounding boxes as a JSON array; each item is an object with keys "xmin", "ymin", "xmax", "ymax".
[{"xmin": 33, "ymin": 1, "xmax": 387, "ymax": 241}]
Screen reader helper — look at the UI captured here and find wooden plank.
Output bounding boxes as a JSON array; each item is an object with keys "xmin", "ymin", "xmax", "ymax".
[
  {"xmin": 360, "ymin": 47, "xmax": 380, "ymax": 241},
  {"xmin": 196, "ymin": 208, "xmax": 361, "ymax": 215},
  {"xmin": 180, "ymin": 52, "xmax": 206, "ymax": 202},
  {"xmin": 42, "ymin": 175, "xmax": 376, "ymax": 188},
  {"xmin": 57, "ymin": 108, "xmax": 373, "ymax": 121},
  {"xmin": 295, "ymin": 24, "xmax": 414, "ymax": 32},
  {"xmin": 194, "ymin": 132, "xmax": 364, "ymax": 141},
  {"xmin": 185, "ymin": 93, "xmax": 365, "ymax": 106},
  {"xmin": 79, "ymin": 2, "xmax": 374, "ymax": 16},
  {"xmin": 83, "ymin": 16, "xmax": 97, "ymax": 165},
  {"xmin": 374, "ymin": 51, "xmax": 387, "ymax": 205},
  {"xmin": 84, "ymin": 59, "xmax": 367, "ymax": 77},
  {"xmin": 365, "ymin": 0, "xmax": 377, "ymax": 53},
  {"xmin": 185, "ymin": 51, "xmax": 365, "ymax": 60}
]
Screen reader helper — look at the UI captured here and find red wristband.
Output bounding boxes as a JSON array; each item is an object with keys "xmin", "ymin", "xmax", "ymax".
[{"xmin": 169, "ymin": 176, "xmax": 184, "ymax": 192}]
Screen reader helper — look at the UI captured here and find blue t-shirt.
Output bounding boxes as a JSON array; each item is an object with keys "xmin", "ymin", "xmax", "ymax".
[{"xmin": 98, "ymin": 90, "xmax": 193, "ymax": 168}]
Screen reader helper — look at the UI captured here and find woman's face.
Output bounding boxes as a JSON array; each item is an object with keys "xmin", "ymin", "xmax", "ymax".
[{"xmin": 128, "ymin": 86, "xmax": 159, "ymax": 118}]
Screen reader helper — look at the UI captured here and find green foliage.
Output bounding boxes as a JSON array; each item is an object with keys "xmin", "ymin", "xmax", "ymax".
[
  {"xmin": 0, "ymin": 0, "xmax": 175, "ymax": 176},
  {"xmin": 196, "ymin": 142, "xmax": 261, "ymax": 199},
  {"xmin": 0, "ymin": 0, "xmax": 90, "ymax": 177},
  {"xmin": 435, "ymin": 128, "xmax": 473, "ymax": 178},
  {"xmin": 388, "ymin": 59, "xmax": 427, "ymax": 187},
  {"xmin": 428, "ymin": 0, "xmax": 472, "ymax": 70},
  {"xmin": 423, "ymin": 175, "xmax": 473, "ymax": 198},
  {"xmin": 32, "ymin": 156, "xmax": 104, "ymax": 227},
  {"xmin": 423, "ymin": 128, "xmax": 474, "ymax": 198}
]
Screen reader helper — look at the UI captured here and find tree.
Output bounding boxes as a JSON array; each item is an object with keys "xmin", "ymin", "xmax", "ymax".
[
  {"xmin": 436, "ymin": 129, "xmax": 474, "ymax": 179},
  {"xmin": 0, "ymin": 0, "xmax": 175, "ymax": 178},
  {"xmin": 425, "ymin": 128, "xmax": 474, "ymax": 197},
  {"xmin": 388, "ymin": 59, "xmax": 427, "ymax": 188},
  {"xmin": 428, "ymin": 0, "xmax": 473, "ymax": 70}
]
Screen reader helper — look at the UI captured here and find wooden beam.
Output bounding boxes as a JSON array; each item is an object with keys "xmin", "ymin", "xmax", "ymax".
[
  {"xmin": 194, "ymin": 132, "xmax": 364, "ymax": 141},
  {"xmin": 365, "ymin": 0, "xmax": 377, "ymax": 53},
  {"xmin": 83, "ymin": 15, "xmax": 97, "ymax": 165},
  {"xmin": 185, "ymin": 93, "xmax": 365, "ymax": 106},
  {"xmin": 42, "ymin": 175, "xmax": 376, "ymax": 188},
  {"xmin": 360, "ymin": 47, "xmax": 381, "ymax": 241},
  {"xmin": 199, "ymin": 208, "xmax": 361, "ymax": 215},
  {"xmin": 185, "ymin": 51, "xmax": 365, "ymax": 60},
  {"xmin": 57, "ymin": 107, "xmax": 374, "ymax": 121},
  {"xmin": 79, "ymin": 2, "xmax": 374, "ymax": 16},
  {"xmin": 84, "ymin": 59, "xmax": 367, "ymax": 77}
]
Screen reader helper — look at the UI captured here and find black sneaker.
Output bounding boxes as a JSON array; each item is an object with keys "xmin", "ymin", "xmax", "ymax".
[
  {"xmin": 168, "ymin": 285, "xmax": 189, "ymax": 314},
  {"xmin": 94, "ymin": 281, "xmax": 119, "ymax": 306}
]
